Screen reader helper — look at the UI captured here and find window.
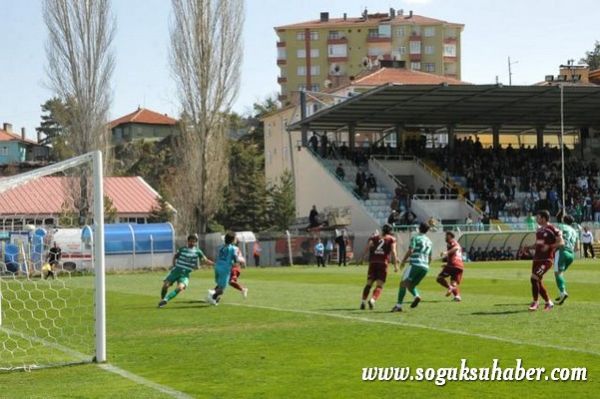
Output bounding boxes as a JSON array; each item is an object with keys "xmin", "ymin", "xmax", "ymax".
[
  {"xmin": 409, "ymin": 41, "xmax": 421, "ymax": 54},
  {"xmin": 411, "ymin": 26, "xmax": 421, "ymax": 36},
  {"xmin": 297, "ymin": 49, "xmax": 306, "ymax": 58},
  {"xmin": 296, "ymin": 31, "xmax": 305, "ymax": 40},
  {"xmin": 378, "ymin": 24, "xmax": 391, "ymax": 38},
  {"xmin": 424, "ymin": 63, "xmax": 436, "ymax": 73},
  {"xmin": 410, "ymin": 62, "xmax": 421, "ymax": 70},
  {"xmin": 368, "ymin": 29, "xmax": 379, "ymax": 38},
  {"xmin": 328, "ymin": 31, "xmax": 340, "ymax": 39},
  {"xmin": 310, "ymin": 65, "xmax": 320, "ymax": 76},
  {"xmin": 424, "ymin": 45, "xmax": 434, "ymax": 55},
  {"xmin": 310, "ymin": 31, "xmax": 319, "ymax": 40},
  {"xmin": 0, "ymin": 147, "xmax": 7, "ymax": 156},
  {"xmin": 328, "ymin": 44, "xmax": 347, "ymax": 57},
  {"xmin": 297, "ymin": 66, "xmax": 306, "ymax": 76},
  {"xmin": 445, "ymin": 28, "xmax": 457, "ymax": 38},
  {"xmin": 398, "ymin": 46, "xmax": 406, "ymax": 55},
  {"xmin": 395, "ymin": 26, "xmax": 405, "ymax": 37},
  {"xmin": 424, "ymin": 27, "xmax": 435, "ymax": 37},
  {"xmin": 277, "ymin": 48, "xmax": 286, "ymax": 60},
  {"xmin": 298, "ymin": 84, "xmax": 306, "ymax": 91},
  {"xmin": 310, "ymin": 48, "xmax": 320, "ymax": 58},
  {"xmin": 310, "ymin": 84, "xmax": 320, "ymax": 91},
  {"xmin": 367, "ymin": 47, "xmax": 385, "ymax": 57},
  {"xmin": 443, "ymin": 44, "xmax": 456, "ymax": 57}
]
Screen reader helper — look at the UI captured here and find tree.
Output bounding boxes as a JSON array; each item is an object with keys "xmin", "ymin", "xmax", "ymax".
[
  {"xmin": 269, "ymin": 170, "xmax": 296, "ymax": 231},
  {"xmin": 580, "ymin": 41, "xmax": 600, "ymax": 70},
  {"xmin": 43, "ymin": 0, "xmax": 116, "ymax": 224},
  {"xmin": 213, "ymin": 140, "xmax": 270, "ymax": 231},
  {"xmin": 148, "ymin": 196, "xmax": 176, "ymax": 223},
  {"xmin": 169, "ymin": 0, "xmax": 244, "ymax": 234},
  {"xmin": 104, "ymin": 195, "xmax": 118, "ymax": 223},
  {"xmin": 36, "ymin": 97, "xmax": 75, "ymax": 161}
]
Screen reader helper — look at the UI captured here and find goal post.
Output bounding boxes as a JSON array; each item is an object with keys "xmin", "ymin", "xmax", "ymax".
[{"xmin": 0, "ymin": 150, "xmax": 105, "ymax": 370}]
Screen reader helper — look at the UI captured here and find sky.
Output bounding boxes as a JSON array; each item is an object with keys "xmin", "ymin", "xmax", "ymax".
[{"xmin": 1, "ymin": 0, "xmax": 599, "ymax": 140}]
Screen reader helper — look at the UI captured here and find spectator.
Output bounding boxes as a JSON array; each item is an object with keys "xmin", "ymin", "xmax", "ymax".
[
  {"xmin": 335, "ymin": 229, "xmax": 348, "ymax": 266},
  {"xmin": 252, "ymin": 240, "xmax": 262, "ymax": 267},
  {"xmin": 335, "ymin": 163, "xmax": 345, "ymax": 180},
  {"xmin": 309, "ymin": 205, "xmax": 320, "ymax": 229},
  {"xmin": 325, "ymin": 238, "xmax": 334, "ymax": 265},
  {"xmin": 581, "ymin": 226, "xmax": 595, "ymax": 258},
  {"xmin": 387, "ymin": 210, "xmax": 400, "ymax": 226},
  {"xmin": 314, "ymin": 239, "xmax": 325, "ymax": 267},
  {"xmin": 45, "ymin": 242, "xmax": 62, "ymax": 279},
  {"xmin": 309, "ymin": 133, "xmax": 318, "ymax": 153},
  {"xmin": 320, "ymin": 134, "xmax": 328, "ymax": 158},
  {"xmin": 367, "ymin": 173, "xmax": 377, "ymax": 193},
  {"xmin": 426, "ymin": 185, "xmax": 436, "ymax": 199}
]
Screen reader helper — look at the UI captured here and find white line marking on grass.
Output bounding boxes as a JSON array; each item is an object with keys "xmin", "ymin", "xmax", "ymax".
[
  {"xmin": 0, "ymin": 326, "xmax": 192, "ymax": 398},
  {"xmin": 99, "ymin": 363, "xmax": 194, "ymax": 399},
  {"xmin": 227, "ymin": 303, "xmax": 600, "ymax": 357}
]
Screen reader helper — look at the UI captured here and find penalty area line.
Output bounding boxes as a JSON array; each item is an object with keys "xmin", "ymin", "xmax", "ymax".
[{"xmin": 227, "ymin": 303, "xmax": 600, "ymax": 358}]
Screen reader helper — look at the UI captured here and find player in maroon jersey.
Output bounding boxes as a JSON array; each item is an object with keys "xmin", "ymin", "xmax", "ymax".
[
  {"xmin": 436, "ymin": 231, "xmax": 464, "ymax": 301},
  {"xmin": 359, "ymin": 224, "xmax": 399, "ymax": 310},
  {"xmin": 527, "ymin": 210, "xmax": 564, "ymax": 311}
]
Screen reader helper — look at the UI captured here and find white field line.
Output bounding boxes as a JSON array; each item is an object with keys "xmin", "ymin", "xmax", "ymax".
[
  {"xmin": 0, "ymin": 326, "xmax": 192, "ymax": 399},
  {"xmin": 226, "ymin": 303, "xmax": 600, "ymax": 357}
]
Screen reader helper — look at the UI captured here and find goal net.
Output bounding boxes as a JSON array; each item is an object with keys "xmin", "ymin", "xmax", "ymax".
[{"xmin": 0, "ymin": 151, "xmax": 105, "ymax": 371}]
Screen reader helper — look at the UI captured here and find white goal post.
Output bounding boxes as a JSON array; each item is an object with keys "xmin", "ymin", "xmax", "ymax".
[{"xmin": 0, "ymin": 151, "xmax": 105, "ymax": 370}]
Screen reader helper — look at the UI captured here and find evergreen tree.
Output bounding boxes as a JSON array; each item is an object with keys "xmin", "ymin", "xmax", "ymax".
[
  {"xmin": 148, "ymin": 196, "xmax": 176, "ymax": 223},
  {"xmin": 36, "ymin": 97, "xmax": 75, "ymax": 161},
  {"xmin": 580, "ymin": 41, "xmax": 600, "ymax": 70},
  {"xmin": 104, "ymin": 195, "xmax": 118, "ymax": 223},
  {"xmin": 269, "ymin": 170, "xmax": 296, "ymax": 231}
]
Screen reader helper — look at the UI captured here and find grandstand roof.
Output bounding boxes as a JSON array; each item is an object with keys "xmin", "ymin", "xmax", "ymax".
[
  {"xmin": 0, "ymin": 176, "xmax": 163, "ymax": 216},
  {"xmin": 288, "ymin": 83, "xmax": 600, "ymax": 134},
  {"xmin": 109, "ymin": 108, "xmax": 177, "ymax": 129}
]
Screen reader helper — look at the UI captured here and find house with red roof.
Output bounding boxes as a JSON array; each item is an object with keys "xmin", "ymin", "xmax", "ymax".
[
  {"xmin": 110, "ymin": 107, "xmax": 178, "ymax": 144},
  {"xmin": 0, "ymin": 176, "xmax": 175, "ymax": 229},
  {"xmin": 0, "ymin": 123, "xmax": 50, "ymax": 166}
]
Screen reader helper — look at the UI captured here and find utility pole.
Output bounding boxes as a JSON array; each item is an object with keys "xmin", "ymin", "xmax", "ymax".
[{"xmin": 508, "ymin": 57, "xmax": 518, "ymax": 85}]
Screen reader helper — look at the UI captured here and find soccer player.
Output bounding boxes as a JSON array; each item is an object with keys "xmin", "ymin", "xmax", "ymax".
[
  {"xmin": 392, "ymin": 222, "xmax": 432, "ymax": 312},
  {"xmin": 359, "ymin": 224, "xmax": 398, "ymax": 310},
  {"xmin": 436, "ymin": 231, "xmax": 464, "ymax": 302},
  {"xmin": 554, "ymin": 214, "xmax": 577, "ymax": 305},
  {"xmin": 228, "ymin": 244, "xmax": 248, "ymax": 298},
  {"xmin": 158, "ymin": 234, "xmax": 213, "ymax": 307},
  {"xmin": 528, "ymin": 210, "xmax": 564, "ymax": 311},
  {"xmin": 207, "ymin": 232, "xmax": 240, "ymax": 305}
]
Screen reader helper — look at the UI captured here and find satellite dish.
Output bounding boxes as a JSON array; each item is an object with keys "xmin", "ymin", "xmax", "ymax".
[
  {"xmin": 362, "ymin": 57, "xmax": 370, "ymax": 68},
  {"xmin": 324, "ymin": 79, "xmax": 333, "ymax": 88},
  {"xmin": 330, "ymin": 63, "xmax": 341, "ymax": 75}
]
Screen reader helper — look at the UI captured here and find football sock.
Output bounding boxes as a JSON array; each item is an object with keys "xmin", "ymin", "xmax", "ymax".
[
  {"xmin": 538, "ymin": 281, "xmax": 549, "ymax": 302},
  {"xmin": 555, "ymin": 274, "xmax": 566, "ymax": 294},
  {"xmin": 362, "ymin": 285, "xmax": 372, "ymax": 300},
  {"xmin": 397, "ymin": 287, "xmax": 407, "ymax": 304},
  {"xmin": 165, "ymin": 289, "xmax": 179, "ymax": 302},
  {"xmin": 409, "ymin": 286, "xmax": 419, "ymax": 297},
  {"xmin": 161, "ymin": 286, "xmax": 168, "ymax": 299},
  {"xmin": 453, "ymin": 285, "xmax": 460, "ymax": 296},
  {"xmin": 229, "ymin": 282, "xmax": 243, "ymax": 291},
  {"xmin": 372, "ymin": 286, "xmax": 382, "ymax": 301},
  {"xmin": 530, "ymin": 278, "xmax": 539, "ymax": 301}
]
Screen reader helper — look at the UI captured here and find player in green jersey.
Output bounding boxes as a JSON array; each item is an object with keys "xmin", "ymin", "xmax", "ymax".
[
  {"xmin": 392, "ymin": 222, "xmax": 432, "ymax": 312},
  {"xmin": 554, "ymin": 215, "xmax": 577, "ymax": 305},
  {"xmin": 158, "ymin": 234, "xmax": 214, "ymax": 307}
]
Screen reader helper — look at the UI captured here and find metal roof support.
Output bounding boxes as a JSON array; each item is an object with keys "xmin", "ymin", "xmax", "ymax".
[
  {"xmin": 536, "ymin": 126, "xmax": 544, "ymax": 150},
  {"xmin": 348, "ymin": 122, "xmax": 356, "ymax": 152},
  {"xmin": 395, "ymin": 124, "xmax": 405, "ymax": 154},
  {"xmin": 492, "ymin": 125, "xmax": 501, "ymax": 150}
]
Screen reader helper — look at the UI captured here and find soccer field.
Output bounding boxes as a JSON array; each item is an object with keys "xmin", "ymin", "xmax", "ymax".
[{"xmin": 1, "ymin": 259, "xmax": 599, "ymax": 398}]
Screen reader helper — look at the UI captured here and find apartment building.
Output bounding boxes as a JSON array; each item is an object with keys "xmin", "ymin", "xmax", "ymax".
[{"xmin": 275, "ymin": 9, "xmax": 464, "ymax": 102}]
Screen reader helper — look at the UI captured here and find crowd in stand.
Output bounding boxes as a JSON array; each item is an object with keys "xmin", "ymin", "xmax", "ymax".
[
  {"xmin": 427, "ymin": 137, "xmax": 600, "ymax": 222},
  {"xmin": 467, "ymin": 246, "xmax": 516, "ymax": 261}
]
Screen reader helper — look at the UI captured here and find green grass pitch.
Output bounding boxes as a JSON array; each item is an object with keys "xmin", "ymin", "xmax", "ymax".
[{"xmin": 1, "ymin": 259, "xmax": 599, "ymax": 398}]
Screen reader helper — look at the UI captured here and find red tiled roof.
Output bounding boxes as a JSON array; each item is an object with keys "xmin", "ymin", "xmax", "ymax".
[
  {"xmin": 109, "ymin": 108, "xmax": 177, "ymax": 129},
  {"xmin": 0, "ymin": 176, "xmax": 162, "ymax": 216},
  {"xmin": 353, "ymin": 67, "xmax": 468, "ymax": 86},
  {"xmin": 276, "ymin": 14, "xmax": 463, "ymax": 30},
  {"xmin": 0, "ymin": 129, "xmax": 38, "ymax": 145}
]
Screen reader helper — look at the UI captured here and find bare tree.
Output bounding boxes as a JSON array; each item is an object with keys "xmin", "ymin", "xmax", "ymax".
[
  {"xmin": 43, "ymin": 0, "xmax": 115, "ymax": 223},
  {"xmin": 170, "ymin": 0, "xmax": 244, "ymax": 234}
]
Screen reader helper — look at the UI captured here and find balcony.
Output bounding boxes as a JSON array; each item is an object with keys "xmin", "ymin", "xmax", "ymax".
[
  {"xmin": 443, "ymin": 56, "xmax": 457, "ymax": 62},
  {"xmin": 277, "ymin": 76, "xmax": 287, "ymax": 83},
  {"xmin": 276, "ymin": 41, "xmax": 286, "ymax": 47},
  {"xmin": 409, "ymin": 53, "xmax": 421, "ymax": 61},
  {"xmin": 327, "ymin": 36, "xmax": 347, "ymax": 45},
  {"xmin": 277, "ymin": 59, "xmax": 287, "ymax": 66},
  {"xmin": 444, "ymin": 37, "xmax": 457, "ymax": 44},
  {"xmin": 409, "ymin": 34, "xmax": 422, "ymax": 41},
  {"xmin": 366, "ymin": 35, "xmax": 392, "ymax": 43},
  {"xmin": 327, "ymin": 56, "xmax": 348, "ymax": 62}
]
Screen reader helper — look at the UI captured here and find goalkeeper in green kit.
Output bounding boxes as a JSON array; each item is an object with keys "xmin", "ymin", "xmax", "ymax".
[{"xmin": 554, "ymin": 214, "xmax": 577, "ymax": 305}]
